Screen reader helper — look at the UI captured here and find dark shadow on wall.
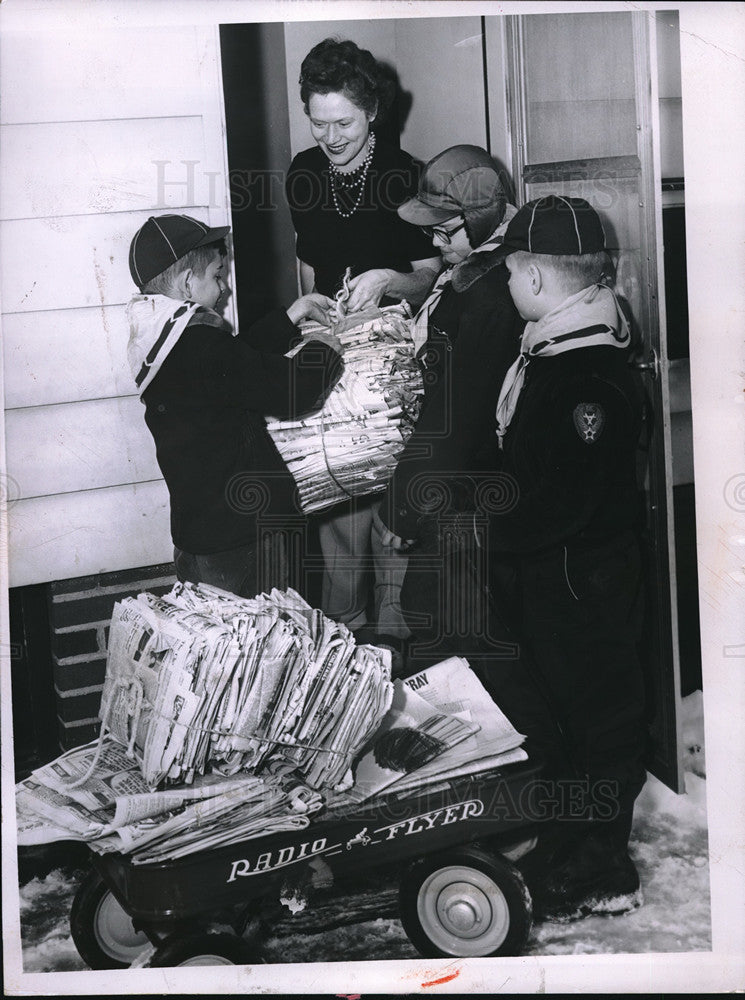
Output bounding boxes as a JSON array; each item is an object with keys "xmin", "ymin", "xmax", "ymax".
[
  {"xmin": 662, "ymin": 199, "xmax": 700, "ymax": 695},
  {"xmin": 673, "ymin": 482, "xmax": 701, "ymax": 696},
  {"xmin": 375, "ymin": 58, "xmax": 410, "ymax": 149},
  {"xmin": 10, "ymin": 585, "xmax": 58, "ymax": 779},
  {"xmin": 219, "ymin": 23, "xmax": 299, "ymax": 328}
]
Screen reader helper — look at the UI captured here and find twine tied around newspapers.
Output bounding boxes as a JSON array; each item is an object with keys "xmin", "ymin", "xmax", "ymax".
[
  {"xmin": 267, "ymin": 278, "xmax": 423, "ymax": 514},
  {"xmin": 65, "ymin": 651, "xmax": 348, "ymax": 793},
  {"xmin": 63, "ymin": 608, "xmax": 354, "ymax": 789}
]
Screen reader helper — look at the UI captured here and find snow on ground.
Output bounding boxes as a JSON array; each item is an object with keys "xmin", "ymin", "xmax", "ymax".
[
  {"xmin": 18, "ymin": 865, "xmax": 90, "ymax": 973},
  {"xmin": 526, "ymin": 769, "xmax": 710, "ymax": 956},
  {"xmin": 15, "ymin": 692, "xmax": 711, "ymax": 971}
]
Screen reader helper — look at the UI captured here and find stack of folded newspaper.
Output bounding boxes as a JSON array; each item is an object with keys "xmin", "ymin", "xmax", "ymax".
[
  {"xmin": 326, "ymin": 656, "xmax": 527, "ymax": 809},
  {"xmin": 15, "ymin": 735, "xmax": 323, "ymax": 864},
  {"xmin": 99, "ymin": 582, "xmax": 395, "ymax": 792},
  {"xmin": 266, "ymin": 304, "xmax": 424, "ymax": 513},
  {"xmin": 15, "ymin": 600, "xmax": 527, "ymax": 862}
]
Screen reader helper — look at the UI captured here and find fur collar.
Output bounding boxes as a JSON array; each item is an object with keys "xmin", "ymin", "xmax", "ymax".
[{"xmin": 450, "ymin": 244, "xmax": 508, "ymax": 294}]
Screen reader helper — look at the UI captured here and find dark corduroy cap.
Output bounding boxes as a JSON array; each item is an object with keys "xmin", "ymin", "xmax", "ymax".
[{"xmin": 129, "ymin": 214, "xmax": 230, "ymax": 290}]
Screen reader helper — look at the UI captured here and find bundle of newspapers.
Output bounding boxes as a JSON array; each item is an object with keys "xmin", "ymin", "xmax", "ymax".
[
  {"xmin": 15, "ymin": 584, "xmax": 528, "ymax": 864},
  {"xmin": 15, "ymin": 738, "xmax": 324, "ymax": 864},
  {"xmin": 266, "ymin": 304, "xmax": 424, "ymax": 513},
  {"xmin": 98, "ymin": 582, "xmax": 395, "ymax": 792}
]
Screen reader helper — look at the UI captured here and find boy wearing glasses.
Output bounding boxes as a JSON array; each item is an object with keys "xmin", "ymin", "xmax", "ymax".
[{"xmin": 377, "ymin": 146, "xmax": 527, "ymax": 667}]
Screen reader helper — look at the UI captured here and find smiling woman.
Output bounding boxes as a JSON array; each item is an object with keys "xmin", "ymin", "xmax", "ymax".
[
  {"xmin": 286, "ymin": 37, "xmax": 440, "ymax": 305},
  {"xmin": 284, "ymin": 37, "xmax": 441, "ymax": 651},
  {"xmin": 308, "ymin": 91, "xmax": 372, "ymax": 175}
]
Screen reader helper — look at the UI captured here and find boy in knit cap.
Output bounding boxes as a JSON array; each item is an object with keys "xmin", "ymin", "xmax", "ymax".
[
  {"xmin": 127, "ymin": 213, "xmax": 342, "ymax": 598},
  {"xmin": 487, "ymin": 195, "xmax": 648, "ymax": 920}
]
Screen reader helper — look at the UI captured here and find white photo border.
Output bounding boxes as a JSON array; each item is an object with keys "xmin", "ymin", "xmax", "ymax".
[{"xmin": 1, "ymin": 0, "xmax": 743, "ymax": 994}]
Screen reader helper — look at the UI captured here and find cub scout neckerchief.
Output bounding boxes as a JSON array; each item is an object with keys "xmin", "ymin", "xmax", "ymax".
[
  {"xmin": 411, "ymin": 266, "xmax": 454, "ymax": 353},
  {"xmin": 495, "ymin": 282, "xmax": 631, "ymax": 448},
  {"xmin": 126, "ymin": 293, "xmax": 228, "ymax": 397},
  {"xmin": 411, "ymin": 205, "xmax": 518, "ymax": 354}
]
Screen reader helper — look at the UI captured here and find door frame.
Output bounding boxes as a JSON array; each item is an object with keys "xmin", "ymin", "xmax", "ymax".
[{"xmin": 502, "ymin": 10, "xmax": 686, "ymax": 791}]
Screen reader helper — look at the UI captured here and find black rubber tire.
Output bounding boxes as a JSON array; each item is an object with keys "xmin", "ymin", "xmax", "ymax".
[
  {"xmin": 398, "ymin": 845, "xmax": 532, "ymax": 958},
  {"xmin": 70, "ymin": 867, "xmax": 152, "ymax": 969},
  {"xmin": 146, "ymin": 930, "xmax": 261, "ymax": 968}
]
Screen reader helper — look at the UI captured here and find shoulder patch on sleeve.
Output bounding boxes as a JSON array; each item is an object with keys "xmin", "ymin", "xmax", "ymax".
[{"xmin": 573, "ymin": 402, "xmax": 606, "ymax": 443}]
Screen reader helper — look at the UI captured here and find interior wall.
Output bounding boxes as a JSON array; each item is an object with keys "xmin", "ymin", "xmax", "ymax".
[
  {"xmin": 394, "ymin": 16, "xmax": 489, "ymax": 164},
  {"xmin": 283, "ymin": 19, "xmax": 398, "ymax": 161},
  {"xmin": 283, "ymin": 15, "xmax": 501, "ymax": 166}
]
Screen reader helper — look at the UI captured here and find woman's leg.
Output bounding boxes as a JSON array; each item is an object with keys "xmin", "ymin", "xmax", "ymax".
[
  {"xmin": 317, "ymin": 499, "xmax": 375, "ymax": 629},
  {"xmin": 370, "ymin": 502, "xmax": 411, "ymax": 640}
]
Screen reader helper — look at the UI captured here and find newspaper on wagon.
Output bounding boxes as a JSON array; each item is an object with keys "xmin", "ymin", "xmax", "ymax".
[
  {"xmin": 98, "ymin": 582, "xmax": 396, "ymax": 791},
  {"xmin": 265, "ymin": 303, "xmax": 424, "ymax": 514},
  {"xmin": 325, "ymin": 657, "xmax": 528, "ymax": 809},
  {"xmin": 15, "ymin": 584, "xmax": 525, "ymax": 864}
]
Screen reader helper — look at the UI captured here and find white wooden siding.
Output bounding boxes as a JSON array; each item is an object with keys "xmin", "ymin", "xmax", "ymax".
[
  {"xmin": 7, "ymin": 482, "xmax": 172, "ymax": 587},
  {"xmin": 5, "ymin": 398, "xmax": 160, "ymax": 498},
  {"xmin": 1, "ymin": 209, "xmax": 213, "ymax": 314},
  {"xmin": 3, "ymin": 307, "xmax": 134, "ymax": 409},
  {"xmin": 0, "ymin": 27, "xmax": 217, "ymax": 124},
  {"xmin": 1, "ymin": 24, "xmax": 234, "ymax": 587},
  {"xmin": 0, "ymin": 118, "xmax": 206, "ymax": 221}
]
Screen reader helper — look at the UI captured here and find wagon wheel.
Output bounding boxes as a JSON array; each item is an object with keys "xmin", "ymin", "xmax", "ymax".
[
  {"xmin": 398, "ymin": 845, "xmax": 532, "ymax": 958},
  {"xmin": 146, "ymin": 930, "xmax": 262, "ymax": 967},
  {"xmin": 70, "ymin": 867, "xmax": 152, "ymax": 969}
]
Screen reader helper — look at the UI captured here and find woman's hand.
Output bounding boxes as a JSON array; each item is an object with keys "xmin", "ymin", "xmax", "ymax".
[
  {"xmin": 286, "ymin": 293, "xmax": 335, "ymax": 327},
  {"xmin": 345, "ymin": 259, "xmax": 442, "ymax": 312},
  {"xmin": 345, "ymin": 269, "xmax": 394, "ymax": 312}
]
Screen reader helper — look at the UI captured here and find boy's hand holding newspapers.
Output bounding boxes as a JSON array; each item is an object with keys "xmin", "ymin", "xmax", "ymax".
[{"xmin": 287, "ymin": 293, "xmax": 335, "ymax": 328}]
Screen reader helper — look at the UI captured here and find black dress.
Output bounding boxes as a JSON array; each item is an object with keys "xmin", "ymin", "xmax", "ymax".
[{"xmin": 285, "ymin": 139, "xmax": 435, "ymax": 297}]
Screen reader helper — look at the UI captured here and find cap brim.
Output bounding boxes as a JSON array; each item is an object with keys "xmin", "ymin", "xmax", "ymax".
[
  {"xmin": 397, "ymin": 197, "xmax": 462, "ymax": 227},
  {"xmin": 194, "ymin": 225, "xmax": 231, "ymax": 248}
]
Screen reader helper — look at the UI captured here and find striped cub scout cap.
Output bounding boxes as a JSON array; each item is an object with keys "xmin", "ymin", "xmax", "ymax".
[
  {"xmin": 495, "ymin": 195, "xmax": 606, "ymax": 257},
  {"xmin": 129, "ymin": 214, "xmax": 230, "ymax": 290}
]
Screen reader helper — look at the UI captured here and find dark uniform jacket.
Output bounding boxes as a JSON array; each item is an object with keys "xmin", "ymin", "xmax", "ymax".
[
  {"xmin": 485, "ymin": 343, "xmax": 648, "ymax": 818},
  {"xmin": 141, "ymin": 309, "xmax": 341, "ymax": 555},
  {"xmin": 487, "ymin": 344, "xmax": 644, "ymax": 556},
  {"xmin": 381, "ymin": 249, "xmax": 524, "ymax": 540}
]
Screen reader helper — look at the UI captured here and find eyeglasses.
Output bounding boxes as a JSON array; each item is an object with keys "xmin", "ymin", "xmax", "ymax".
[{"xmin": 422, "ymin": 220, "xmax": 467, "ymax": 245}]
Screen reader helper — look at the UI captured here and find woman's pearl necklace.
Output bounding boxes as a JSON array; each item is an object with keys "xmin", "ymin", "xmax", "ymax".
[{"xmin": 329, "ymin": 132, "xmax": 376, "ymax": 219}]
